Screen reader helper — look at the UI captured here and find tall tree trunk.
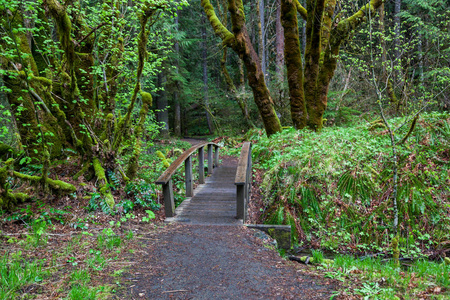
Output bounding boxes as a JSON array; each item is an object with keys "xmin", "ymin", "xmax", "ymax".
[
  {"xmin": 173, "ymin": 13, "xmax": 181, "ymax": 136},
  {"xmin": 281, "ymin": 0, "xmax": 306, "ymax": 129},
  {"xmin": 275, "ymin": 0, "xmax": 284, "ymax": 83},
  {"xmin": 201, "ymin": 11, "xmax": 214, "ymax": 134},
  {"xmin": 301, "ymin": 0, "xmax": 306, "ymax": 58},
  {"xmin": 303, "ymin": 0, "xmax": 326, "ymax": 131},
  {"xmin": 417, "ymin": 30, "xmax": 424, "ymax": 85},
  {"xmin": 394, "ymin": 0, "xmax": 402, "ymax": 86},
  {"xmin": 156, "ymin": 72, "xmax": 169, "ymax": 137},
  {"xmin": 258, "ymin": 0, "xmax": 268, "ymax": 83},
  {"xmin": 380, "ymin": 3, "xmax": 397, "ymax": 105}
]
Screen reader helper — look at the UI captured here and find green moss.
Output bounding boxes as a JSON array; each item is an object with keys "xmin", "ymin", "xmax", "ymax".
[
  {"xmin": 126, "ymin": 140, "xmax": 141, "ymax": 180},
  {"xmin": 201, "ymin": 0, "xmax": 235, "ymax": 46},
  {"xmin": 32, "ymin": 76, "xmax": 52, "ymax": 86},
  {"xmin": 392, "ymin": 235, "xmax": 400, "ymax": 267},
  {"xmin": 140, "ymin": 91, "xmax": 152, "ymax": 106},
  {"xmin": 156, "ymin": 151, "xmax": 165, "ymax": 160},
  {"xmin": 46, "ymin": 178, "xmax": 76, "ymax": 192},
  {"xmin": 92, "ymin": 157, "xmax": 114, "ymax": 208},
  {"xmin": 13, "ymin": 171, "xmax": 76, "ymax": 193}
]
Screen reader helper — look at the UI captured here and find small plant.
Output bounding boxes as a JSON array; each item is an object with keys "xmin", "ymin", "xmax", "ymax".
[
  {"xmin": 126, "ymin": 230, "xmax": 134, "ymax": 240},
  {"xmin": 70, "ymin": 269, "xmax": 91, "ymax": 285},
  {"xmin": 87, "ymin": 249, "xmax": 106, "ymax": 271},
  {"xmin": 97, "ymin": 228, "xmax": 122, "ymax": 250},
  {"xmin": 29, "ymin": 218, "xmax": 48, "ymax": 246},
  {"xmin": 354, "ymin": 282, "xmax": 384, "ymax": 299},
  {"xmin": 142, "ymin": 210, "xmax": 156, "ymax": 222},
  {"xmin": 67, "ymin": 285, "xmax": 99, "ymax": 300},
  {"xmin": 87, "ymin": 191, "xmax": 112, "ymax": 214},
  {"xmin": 311, "ymin": 249, "xmax": 324, "ymax": 264}
]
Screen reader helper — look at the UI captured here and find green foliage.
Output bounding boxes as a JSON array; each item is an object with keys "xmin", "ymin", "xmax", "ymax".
[
  {"xmin": 125, "ymin": 181, "xmax": 160, "ymax": 210},
  {"xmin": 326, "ymin": 254, "xmax": 450, "ymax": 298},
  {"xmin": 142, "ymin": 209, "xmax": 156, "ymax": 222},
  {"xmin": 97, "ymin": 228, "xmax": 122, "ymax": 250},
  {"xmin": 0, "ymin": 251, "xmax": 45, "ymax": 299},
  {"xmin": 87, "ymin": 191, "xmax": 111, "ymax": 214},
  {"xmin": 251, "ymin": 112, "xmax": 450, "ymax": 254}
]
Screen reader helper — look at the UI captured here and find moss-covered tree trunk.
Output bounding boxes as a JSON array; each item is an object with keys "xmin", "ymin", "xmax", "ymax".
[
  {"xmin": 285, "ymin": 0, "xmax": 384, "ymax": 131},
  {"xmin": 201, "ymin": 0, "xmax": 281, "ymax": 136},
  {"xmin": 281, "ymin": 0, "xmax": 306, "ymax": 129},
  {"xmin": 0, "ymin": 0, "xmax": 166, "ymax": 208}
]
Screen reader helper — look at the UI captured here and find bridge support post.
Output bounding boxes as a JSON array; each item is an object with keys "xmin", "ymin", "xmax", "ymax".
[
  {"xmin": 163, "ymin": 179, "xmax": 175, "ymax": 217},
  {"xmin": 207, "ymin": 144, "xmax": 213, "ymax": 175},
  {"xmin": 236, "ymin": 184, "xmax": 245, "ymax": 220},
  {"xmin": 235, "ymin": 142, "xmax": 251, "ymax": 223},
  {"xmin": 198, "ymin": 147, "xmax": 205, "ymax": 184},
  {"xmin": 214, "ymin": 146, "xmax": 219, "ymax": 167},
  {"xmin": 185, "ymin": 156, "xmax": 193, "ymax": 197}
]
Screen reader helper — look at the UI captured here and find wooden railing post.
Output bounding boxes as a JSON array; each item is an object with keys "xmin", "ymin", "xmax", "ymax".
[
  {"xmin": 246, "ymin": 144, "xmax": 252, "ymax": 213},
  {"xmin": 214, "ymin": 145, "xmax": 219, "ymax": 167},
  {"xmin": 236, "ymin": 185, "xmax": 245, "ymax": 219},
  {"xmin": 207, "ymin": 144, "xmax": 213, "ymax": 175},
  {"xmin": 163, "ymin": 179, "xmax": 175, "ymax": 217},
  {"xmin": 185, "ymin": 156, "xmax": 193, "ymax": 197},
  {"xmin": 198, "ymin": 147, "xmax": 205, "ymax": 184},
  {"xmin": 235, "ymin": 142, "xmax": 251, "ymax": 222},
  {"xmin": 156, "ymin": 142, "xmax": 220, "ymax": 218}
]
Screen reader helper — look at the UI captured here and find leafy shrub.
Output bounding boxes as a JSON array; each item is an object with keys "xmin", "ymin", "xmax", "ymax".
[{"xmin": 125, "ymin": 181, "xmax": 160, "ymax": 210}]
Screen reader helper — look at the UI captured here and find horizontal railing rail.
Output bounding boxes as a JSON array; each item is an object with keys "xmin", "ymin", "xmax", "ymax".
[
  {"xmin": 235, "ymin": 142, "xmax": 252, "ymax": 222},
  {"xmin": 155, "ymin": 142, "xmax": 220, "ymax": 217}
]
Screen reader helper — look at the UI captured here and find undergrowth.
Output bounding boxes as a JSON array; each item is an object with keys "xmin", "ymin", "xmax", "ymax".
[{"xmin": 249, "ymin": 112, "xmax": 450, "ymax": 258}]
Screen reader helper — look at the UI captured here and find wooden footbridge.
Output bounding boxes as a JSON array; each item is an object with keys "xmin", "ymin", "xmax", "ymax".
[{"xmin": 155, "ymin": 141, "xmax": 252, "ymax": 225}]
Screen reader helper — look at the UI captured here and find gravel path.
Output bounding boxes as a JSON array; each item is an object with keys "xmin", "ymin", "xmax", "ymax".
[{"xmin": 122, "ymin": 224, "xmax": 339, "ymax": 299}]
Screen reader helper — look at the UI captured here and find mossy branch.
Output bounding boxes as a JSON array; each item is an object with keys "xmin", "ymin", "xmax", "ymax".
[
  {"xmin": 399, "ymin": 114, "xmax": 419, "ymax": 145},
  {"xmin": 293, "ymin": 0, "xmax": 307, "ymax": 21},
  {"xmin": 333, "ymin": 0, "xmax": 384, "ymax": 44},
  {"xmin": 201, "ymin": 0, "xmax": 235, "ymax": 47},
  {"xmin": 13, "ymin": 171, "xmax": 76, "ymax": 193}
]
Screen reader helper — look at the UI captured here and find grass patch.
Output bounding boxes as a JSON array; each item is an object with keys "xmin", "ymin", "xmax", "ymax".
[
  {"xmin": 0, "ymin": 251, "xmax": 46, "ymax": 299},
  {"xmin": 323, "ymin": 255, "xmax": 450, "ymax": 299}
]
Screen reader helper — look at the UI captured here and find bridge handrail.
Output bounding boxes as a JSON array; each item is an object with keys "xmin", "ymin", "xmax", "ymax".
[
  {"xmin": 235, "ymin": 142, "xmax": 252, "ymax": 222},
  {"xmin": 155, "ymin": 141, "xmax": 220, "ymax": 217}
]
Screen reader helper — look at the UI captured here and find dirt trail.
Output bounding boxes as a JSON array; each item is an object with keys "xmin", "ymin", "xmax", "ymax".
[
  {"xmin": 120, "ymin": 143, "xmax": 339, "ymax": 299},
  {"xmin": 122, "ymin": 224, "xmax": 338, "ymax": 299}
]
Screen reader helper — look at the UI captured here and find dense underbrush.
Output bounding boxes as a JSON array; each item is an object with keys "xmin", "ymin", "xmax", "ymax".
[
  {"xmin": 248, "ymin": 112, "xmax": 450, "ymax": 259},
  {"xmin": 0, "ymin": 139, "xmax": 192, "ymax": 299}
]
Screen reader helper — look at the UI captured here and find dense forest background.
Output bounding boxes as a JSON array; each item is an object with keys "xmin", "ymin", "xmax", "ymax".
[{"xmin": 0, "ymin": 0, "xmax": 450, "ymax": 298}]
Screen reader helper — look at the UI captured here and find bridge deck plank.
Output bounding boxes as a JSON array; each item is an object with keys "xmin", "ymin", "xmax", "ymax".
[{"xmin": 165, "ymin": 158, "xmax": 242, "ymax": 225}]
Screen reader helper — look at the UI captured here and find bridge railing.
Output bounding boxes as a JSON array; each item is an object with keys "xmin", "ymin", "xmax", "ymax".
[
  {"xmin": 235, "ymin": 142, "xmax": 252, "ymax": 222},
  {"xmin": 155, "ymin": 142, "xmax": 220, "ymax": 217}
]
